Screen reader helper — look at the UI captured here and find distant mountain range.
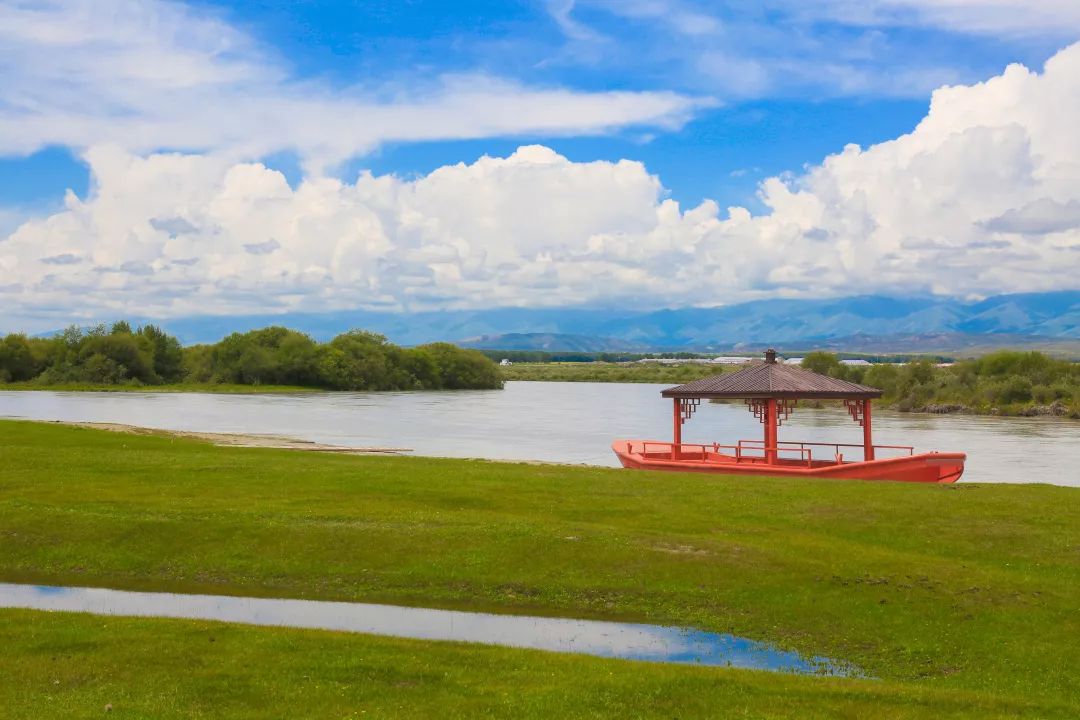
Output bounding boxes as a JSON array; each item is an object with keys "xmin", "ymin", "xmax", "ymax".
[
  {"xmin": 457, "ymin": 332, "xmax": 1080, "ymax": 355},
  {"xmin": 457, "ymin": 333, "xmax": 645, "ymax": 352},
  {"xmin": 138, "ymin": 290, "xmax": 1078, "ymax": 353}
]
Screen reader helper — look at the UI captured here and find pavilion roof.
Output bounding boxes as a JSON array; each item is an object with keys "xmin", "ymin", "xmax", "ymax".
[{"xmin": 661, "ymin": 351, "xmax": 882, "ymax": 400}]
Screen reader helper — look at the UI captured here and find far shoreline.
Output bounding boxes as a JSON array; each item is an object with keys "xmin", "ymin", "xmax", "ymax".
[
  {"xmin": 4, "ymin": 377, "xmax": 1074, "ymax": 419},
  {"xmin": 0, "ymin": 382, "xmax": 322, "ymax": 395}
]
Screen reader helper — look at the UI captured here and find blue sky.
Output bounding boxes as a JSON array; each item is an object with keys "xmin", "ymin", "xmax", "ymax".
[
  {"xmin": 344, "ymin": 97, "xmax": 931, "ymax": 212},
  {"xmin": 1, "ymin": 0, "xmax": 1079, "ymax": 329},
  {"xmin": 2, "ymin": 0, "xmax": 1066, "ymax": 210}
]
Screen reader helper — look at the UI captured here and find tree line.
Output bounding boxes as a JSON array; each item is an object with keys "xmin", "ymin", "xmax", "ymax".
[
  {"xmin": 800, "ymin": 350, "xmax": 1078, "ymax": 416},
  {"xmin": 0, "ymin": 323, "xmax": 503, "ymax": 391}
]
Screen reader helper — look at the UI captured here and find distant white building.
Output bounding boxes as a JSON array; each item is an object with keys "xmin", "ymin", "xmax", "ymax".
[
  {"xmin": 784, "ymin": 357, "xmax": 804, "ymax": 365},
  {"xmin": 634, "ymin": 356, "xmax": 756, "ymax": 365},
  {"xmin": 841, "ymin": 359, "xmax": 872, "ymax": 366},
  {"xmin": 499, "ymin": 359, "xmax": 512, "ymax": 366}
]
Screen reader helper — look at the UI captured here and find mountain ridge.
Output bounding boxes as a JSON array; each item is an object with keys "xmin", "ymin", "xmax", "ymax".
[{"xmin": 35, "ymin": 291, "xmax": 1079, "ymax": 350}]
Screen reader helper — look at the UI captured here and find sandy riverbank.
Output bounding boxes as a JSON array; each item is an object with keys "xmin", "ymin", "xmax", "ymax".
[{"xmin": 49, "ymin": 421, "xmax": 411, "ymax": 455}]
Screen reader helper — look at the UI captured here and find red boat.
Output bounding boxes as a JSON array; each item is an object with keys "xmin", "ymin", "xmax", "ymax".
[{"xmin": 613, "ymin": 350, "xmax": 965, "ymax": 484}]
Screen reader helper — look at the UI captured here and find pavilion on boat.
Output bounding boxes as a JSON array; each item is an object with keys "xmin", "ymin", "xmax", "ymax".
[{"xmin": 612, "ymin": 349, "xmax": 966, "ymax": 483}]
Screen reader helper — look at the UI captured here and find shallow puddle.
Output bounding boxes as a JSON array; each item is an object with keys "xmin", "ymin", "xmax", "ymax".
[{"xmin": 0, "ymin": 583, "xmax": 856, "ymax": 675}]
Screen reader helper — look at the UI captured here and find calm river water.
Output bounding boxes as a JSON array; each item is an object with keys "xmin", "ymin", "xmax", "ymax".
[{"xmin": 1, "ymin": 382, "xmax": 1077, "ymax": 486}]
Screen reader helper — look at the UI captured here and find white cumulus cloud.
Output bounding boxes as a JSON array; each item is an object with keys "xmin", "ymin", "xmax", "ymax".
[{"xmin": 3, "ymin": 43, "xmax": 1080, "ymax": 330}]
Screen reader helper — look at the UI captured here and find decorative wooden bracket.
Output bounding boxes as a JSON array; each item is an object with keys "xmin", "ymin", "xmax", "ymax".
[
  {"xmin": 678, "ymin": 398, "xmax": 700, "ymax": 425},
  {"xmin": 844, "ymin": 399, "xmax": 865, "ymax": 426},
  {"xmin": 745, "ymin": 398, "xmax": 767, "ymax": 423},
  {"xmin": 777, "ymin": 399, "xmax": 796, "ymax": 426},
  {"xmin": 745, "ymin": 398, "xmax": 796, "ymax": 425}
]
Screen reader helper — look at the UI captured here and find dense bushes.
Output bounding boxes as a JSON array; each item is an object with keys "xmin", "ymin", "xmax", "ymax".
[
  {"xmin": 802, "ymin": 351, "xmax": 1078, "ymax": 416},
  {"xmin": 0, "ymin": 323, "xmax": 503, "ymax": 391},
  {"xmin": 0, "ymin": 322, "xmax": 184, "ymax": 385},
  {"xmin": 0, "ymin": 334, "xmax": 41, "ymax": 382}
]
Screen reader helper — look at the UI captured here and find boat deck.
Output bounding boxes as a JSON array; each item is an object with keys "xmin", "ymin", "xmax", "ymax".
[{"xmin": 613, "ymin": 439, "xmax": 965, "ymax": 483}]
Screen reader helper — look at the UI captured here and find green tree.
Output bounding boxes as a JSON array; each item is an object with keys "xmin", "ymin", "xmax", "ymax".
[
  {"xmin": 0, "ymin": 334, "xmax": 38, "ymax": 382},
  {"xmin": 419, "ymin": 343, "xmax": 503, "ymax": 390},
  {"xmin": 901, "ymin": 359, "xmax": 935, "ymax": 386},
  {"xmin": 77, "ymin": 333, "xmax": 159, "ymax": 384},
  {"xmin": 801, "ymin": 351, "xmax": 841, "ymax": 377},
  {"xmin": 994, "ymin": 376, "xmax": 1034, "ymax": 404},
  {"xmin": 862, "ymin": 364, "xmax": 900, "ymax": 396},
  {"xmin": 209, "ymin": 326, "xmax": 317, "ymax": 385},
  {"xmin": 318, "ymin": 331, "xmax": 396, "ymax": 390},
  {"xmin": 181, "ymin": 344, "xmax": 215, "ymax": 383},
  {"xmin": 139, "ymin": 325, "xmax": 184, "ymax": 382},
  {"xmin": 3, "ymin": 320, "xmax": 508, "ymax": 393},
  {"xmin": 276, "ymin": 332, "xmax": 320, "ymax": 385},
  {"xmin": 403, "ymin": 348, "xmax": 440, "ymax": 389}
]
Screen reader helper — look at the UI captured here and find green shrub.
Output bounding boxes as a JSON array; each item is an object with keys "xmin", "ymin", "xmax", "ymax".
[
  {"xmin": 995, "ymin": 375, "xmax": 1034, "ymax": 404},
  {"xmin": 1032, "ymin": 385, "xmax": 1055, "ymax": 404},
  {"xmin": 418, "ymin": 342, "xmax": 504, "ymax": 390},
  {"xmin": 0, "ymin": 334, "xmax": 39, "ymax": 382},
  {"xmin": 801, "ymin": 351, "xmax": 841, "ymax": 376},
  {"xmin": 862, "ymin": 363, "xmax": 899, "ymax": 395}
]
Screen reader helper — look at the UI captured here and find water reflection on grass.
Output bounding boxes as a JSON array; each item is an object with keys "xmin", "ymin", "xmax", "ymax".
[{"xmin": 0, "ymin": 583, "xmax": 857, "ymax": 676}]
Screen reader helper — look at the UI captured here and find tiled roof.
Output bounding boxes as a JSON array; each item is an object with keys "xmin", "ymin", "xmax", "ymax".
[{"xmin": 662, "ymin": 362, "xmax": 882, "ymax": 399}]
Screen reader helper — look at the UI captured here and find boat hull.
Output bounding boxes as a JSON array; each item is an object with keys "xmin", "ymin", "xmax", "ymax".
[{"xmin": 612, "ymin": 440, "xmax": 965, "ymax": 484}]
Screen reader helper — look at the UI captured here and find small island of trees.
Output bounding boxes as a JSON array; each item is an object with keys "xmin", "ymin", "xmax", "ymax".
[{"xmin": 0, "ymin": 322, "xmax": 503, "ymax": 391}]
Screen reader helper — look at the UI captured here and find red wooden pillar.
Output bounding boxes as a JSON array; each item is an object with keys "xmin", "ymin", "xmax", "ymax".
[
  {"xmin": 672, "ymin": 398, "xmax": 682, "ymax": 449},
  {"xmin": 764, "ymin": 398, "xmax": 778, "ymax": 464},
  {"xmin": 862, "ymin": 399, "xmax": 874, "ymax": 461}
]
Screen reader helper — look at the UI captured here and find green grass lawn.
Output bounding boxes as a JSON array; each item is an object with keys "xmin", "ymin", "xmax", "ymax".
[
  {"xmin": 1, "ymin": 419, "xmax": 1077, "ymax": 717},
  {"xmin": 0, "ymin": 610, "xmax": 1051, "ymax": 719}
]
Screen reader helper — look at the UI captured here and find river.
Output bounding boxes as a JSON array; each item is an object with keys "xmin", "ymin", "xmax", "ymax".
[{"xmin": 1, "ymin": 382, "xmax": 1077, "ymax": 486}]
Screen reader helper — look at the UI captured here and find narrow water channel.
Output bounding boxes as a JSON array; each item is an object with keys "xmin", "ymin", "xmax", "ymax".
[{"xmin": 0, "ymin": 583, "xmax": 856, "ymax": 676}]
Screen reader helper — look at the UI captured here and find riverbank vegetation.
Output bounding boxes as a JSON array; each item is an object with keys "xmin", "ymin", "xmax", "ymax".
[
  {"xmin": 500, "ymin": 351, "xmax": 1079, "ymax": 417},
  {"xmin": 0, "ymin": 381, "xmax": 317, "ymax": 393},
  {"xmin": 0, "ymin": 323, "xmax": 501, "ymax": 391},
  {"xmin": 1, "ymin": 420, "xmax": 1078, "ymax": 717},
  {"xmin": 799, "ymin": 350, "xmax": 1079, "ymax": 417},
  {"xmin": 499, "ymin": 360, "xmax": 734, "ymax": 384}
]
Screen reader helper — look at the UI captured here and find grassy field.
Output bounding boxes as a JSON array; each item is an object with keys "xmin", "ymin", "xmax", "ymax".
[
  {"xmin": 500, "ymin": 361, "xmax": 733, "ymax": 383},
  {"xmin": 0, "ymin": 382, "xmax": 319, "ymax": 394},
  {"xmin": 1, "ymin": 420, "xmax": 1078, "ymax": 717},
  {"xmin": 0, "ymin": 611, "xmax": 1051, "ymax": 719}
]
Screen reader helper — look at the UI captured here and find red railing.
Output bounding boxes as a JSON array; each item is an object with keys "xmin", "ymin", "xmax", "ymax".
[
  {"xmin": 627, "ymin": 439, "xmax": 915, "ymax": 466},
  {"xmin": 633, "ymin": 441, "xmax": 813, "ymax": 466},
  {"xmin": 737, "ymin": 439, "xmax": 914, "ymax": 461}
]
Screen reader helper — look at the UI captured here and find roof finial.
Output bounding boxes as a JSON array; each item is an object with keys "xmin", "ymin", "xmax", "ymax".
[{"xmin": 764, "ymin": 348, "xmax": 777, "ymax": 364}]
